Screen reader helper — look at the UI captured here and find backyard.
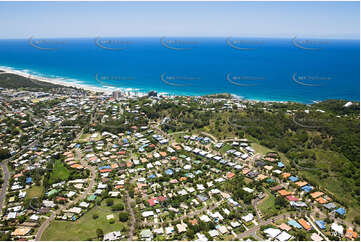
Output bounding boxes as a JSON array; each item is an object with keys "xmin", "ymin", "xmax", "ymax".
[
  {"xmin": 257, "ymin": 189, "xmax": 278, "ymax": 219},
  {"xmin": 41, "ymin": 198, "xmax": 127, "ymax": 241},
  {"xmin": 48, "ymin": 160, "xmax": 71, "ymax": 185}
]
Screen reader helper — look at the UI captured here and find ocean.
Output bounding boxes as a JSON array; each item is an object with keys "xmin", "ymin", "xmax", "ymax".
[{"xmin": 0, "ymin": 37, "xmax": 359, "ymax": 103}]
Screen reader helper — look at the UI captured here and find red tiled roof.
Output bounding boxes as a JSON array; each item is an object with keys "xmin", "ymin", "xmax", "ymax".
[
  {"xmin": 100, "ymin": 169, "xmax": 112, "ymax": 173},
  {"xmin": 286, "ymin": 195, "xmax": 299, "ymax": 201}
]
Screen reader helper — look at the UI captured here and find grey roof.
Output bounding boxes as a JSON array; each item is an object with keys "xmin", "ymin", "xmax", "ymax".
[
  {"xmin": 197, "ymin": 194, "xmax": 209, "ymax": 202},
  {"xmin": 324, "ymin": 203, "xmax": 336, "ymax": 210}
]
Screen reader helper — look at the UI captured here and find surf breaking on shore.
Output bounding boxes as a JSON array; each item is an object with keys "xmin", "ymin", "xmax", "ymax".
[
  {"xmin": 0, "ymin": 66, "xmax": 308, "ymax": 104},
  {"xmin": 0, "ymin": 66, "xmax": 114, "ymax": 94}
]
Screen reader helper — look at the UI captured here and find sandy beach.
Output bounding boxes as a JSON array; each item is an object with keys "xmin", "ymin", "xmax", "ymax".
[
  {"xmin": 0, "ymin": 66, "xmax": 312, "ymax": 103},
  {"xmin": 0, "ymin": 66, "xmax": 113, "ymax": 94}
]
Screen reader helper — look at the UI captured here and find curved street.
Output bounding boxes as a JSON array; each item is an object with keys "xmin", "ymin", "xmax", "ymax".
[{"xmin": 0, "ymin": 160, "xmax": 10, "ymax": 214}]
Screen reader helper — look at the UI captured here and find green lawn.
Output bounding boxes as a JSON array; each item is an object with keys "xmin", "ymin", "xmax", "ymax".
[
  {"xmin": 77, "ymin": 134, "xmax": 91, "ymax": 143},
  {"xmin": 49, "ymin": 160, "xmax": 71, "ymax": 184},
  {"xmin": 219, "ymin": 144, "xmax": 233, "ymax": 154},
  {"xmin": 250, "ymin": 142, "xmax": 273, "ymax": 156},
  {"xmin": 41, "ymin": 199, "xmax": 127, "ymax": 241},
  {"xmin": 26, "ymin": 184, "xmax": 44, "ymax": 199},
  {"xmin": 257, "ymin": 189, "xmax": 279, "ymax": 219}
]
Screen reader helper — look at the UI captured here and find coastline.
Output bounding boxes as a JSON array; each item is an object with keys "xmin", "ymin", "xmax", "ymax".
[
  {"xmin": 0, "ymin": 66, "xmax": 317, "ymax": 104},
  {"xmin": 0, "ymin": 66, "xmax": 114, "ymax": 94},
  {"xmin": 0, "ymin": 66, "xmax": 356, "ymax": 104},
  {"xmin": 0, "ymin": 66, "xmax": 254, "ymax": 101}
]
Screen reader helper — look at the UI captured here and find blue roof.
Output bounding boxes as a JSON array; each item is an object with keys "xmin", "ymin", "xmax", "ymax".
[
  {"xmin": 148, "ymin": 174, "xmax": 156, "ymax": 179},
  {"xmin": 335, "ymin": 207, "xmax": 346, "ymax": 215},
  {"xmin": 99, "ymin": 165, "xmax": 111, "ymax": 170},
  {"xmin": 122, "ymin": 138, "xmax": 129, "ymax": 143},
  {"xmin": 277, "ymin": 162, "xmax": 285, "ymax": 168},
  {"xmin": 165, "ymin": 169, "xmax": 174, "ymax": 175},
  {"xmin": 315, "ymin": 220, "xmax": 326, "ymax": 230},
  {"xmin": 26, "ymin": 177, "xmax": 33, "ymax": 183},
  {"xmin": 301, "ymin": 185, "xmax": 313, "ymax": 193},
  {"xmin": 289, "ymin": 176, "xmax": 299, "ymax": 182},
  {"xmin": 288, "ymin": 220, "xmax": 302, "ymax": 229}
]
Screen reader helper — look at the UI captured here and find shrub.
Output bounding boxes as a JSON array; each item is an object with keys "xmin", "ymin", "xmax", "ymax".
[
  {"xmin": 119, "ymin": 212, "xmax": 129, "ymax": 222},
  {"xmin": 96, "ymin": 228, "xmax": 103, "ymax": 239},
  {"xmin": 112, "ymin": 203, "xmax": 124, "ymax": 211},
  {"xmin": 106, "ymin": 198, "xmax": 114, "ymax": 206}
]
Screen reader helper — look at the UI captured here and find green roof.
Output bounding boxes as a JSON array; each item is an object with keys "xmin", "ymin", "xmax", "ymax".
[
  {"xmin": 87, "ymin": 195, "xmax": 96, "ymax": 201},
  {"xmin": 140, "ymin": 229, "xmax": 152, "ymax": 238},
  {"xmin": 48, "ymin": 189, "xmax": 58, "ymax": 197}
]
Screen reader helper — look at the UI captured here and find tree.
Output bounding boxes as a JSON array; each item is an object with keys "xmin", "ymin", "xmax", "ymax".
[
  {"xmin": 186, "ymin": 228, "xmax": 195, "ymax": 239},
  {"xmin": 295, "ymin": 230, "xmax": 307, "ymax": 241},
  {"xmin": 119, "ymin": 212, "xmax": 129, "ymax": 222},
  {"xmin": 96, "ymin": 228, "xmax": 104, "ymax": 239},
  {"xmin": 106, "ymin": 198, "xmax": 114, "ymax": 206},
  {"xmin": 275, "ymin": 196, "xmax": 287, "ymax": 208},
  {"xmin": 17, "ymin": 215, "xmax": 26, "ymax": 223},
  {"xmin": 0, "ymin": 149, "xmax": 10, "ymax": 160},
  {"xmin": 92, "ymin": 214, "xmax": 99, "ymax": 219},
  {"xmin": 0, "ymin": 232, "xmax": 10, "ymax": 241},
  {"xmin": 112, "ymin": 203, "xmax": 125, "ymax": 211}
]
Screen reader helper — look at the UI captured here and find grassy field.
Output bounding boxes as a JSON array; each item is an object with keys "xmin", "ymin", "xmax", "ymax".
[
  {"xmin": 302, "ymin": 169, "xmax": 359, "ymax": 223},
  {"xmin": 77, "ymin": 134, "xmax": 91, "ymax": 143},
  {"xmin": 26, "ymin": 184, "xmax": 44, "ymax": 199},
  {"xmin": 219, "ymin": 144, "xmax": 233, "ymax": 154},
  {"xmin": 49, "ymin": 160, "xmax": 70, "ymax": 184},
  {"xmin": 41, "ymin": 199, "xmax": 127, "ymax": 241},
  {"xmin": 250, "ymin": 142, "xmax": 273, "ymax": 156},
  {"xmin": 257, "ymin": 189, "xmax": 279, "ymax": 219}
]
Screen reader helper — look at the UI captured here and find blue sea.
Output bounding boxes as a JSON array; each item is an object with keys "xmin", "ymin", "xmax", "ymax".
[{"xmin": 0, "ymin": 37, "xmax": 359, "ymax": 103}]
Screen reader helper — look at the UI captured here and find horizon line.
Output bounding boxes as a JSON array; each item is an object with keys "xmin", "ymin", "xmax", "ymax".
[{"xmin": 0, "ymin": 35, "xmax": 360, "ymax": 41}]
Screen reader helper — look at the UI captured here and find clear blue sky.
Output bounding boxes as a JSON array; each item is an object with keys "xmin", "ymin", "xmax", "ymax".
[{"xmin": 0, "ymin": 1, "xmax": 359, "ymax": 39}]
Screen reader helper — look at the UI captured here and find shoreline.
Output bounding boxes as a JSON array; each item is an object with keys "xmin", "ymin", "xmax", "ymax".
[
  {"xmin": 0, "ymin": 66, "xmax": 356, "ymax": 104},
  {"xmin": 0, "ymin": 66, "xmax": 274, "ymax": 102},
  {"xmin": 0, "ymin": 66, "xmax": 114, "ymax": 95}
]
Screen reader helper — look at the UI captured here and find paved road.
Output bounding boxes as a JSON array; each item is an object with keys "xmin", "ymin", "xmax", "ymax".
[
  {"xmin": 151, "ymin": 124, "xmax": 168, "ymax": 139},
  {"xmin": 0, "ymin": 160, "xmax": 10, "ymax": 213},
  {"xmin": 200, "ymin": 132, "xmax": 217, "ymax": 144},
  {"xmin": 306, "ymin": 215, "xmax": 329, "ymax": 241},
  {"xmin": 220, "ymin": 138, "xmax": 247, "ymax": 143},
  {"xmin": 126, "ymin": 192, "xmax": 136, "ymax": 241},
  {"xmin": 0, "ymin": 137, "xmax": 40, "ymax": 215},
  {"xmin": 35, "ymin": 149, "xmax": 97, "ymax": 241},
  {"xmin": 252, "ymin": 195, "xmax": 267, "ymax": 220}
]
